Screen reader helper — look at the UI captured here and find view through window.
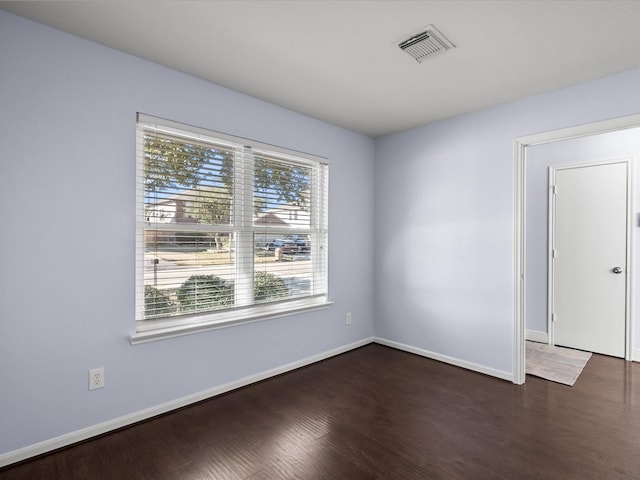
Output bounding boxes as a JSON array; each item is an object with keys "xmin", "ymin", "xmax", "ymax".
[{"xmin": 135, "ymin": 114, "xmax": 328, "ymax": 336}]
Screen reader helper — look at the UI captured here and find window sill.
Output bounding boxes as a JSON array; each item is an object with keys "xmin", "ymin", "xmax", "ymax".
[{"xmin": 129, "ymin": 299, "xmax": 333, "ymax": 345}]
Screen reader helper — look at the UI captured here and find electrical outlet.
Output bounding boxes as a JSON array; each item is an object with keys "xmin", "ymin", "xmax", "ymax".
[
  {"xmin": 89, "ymin": 367, "xmax": 105, "ymax": 391},
  {"xmin": 345, "ymin": 312, "xmax": 352, "ymax": 325}
]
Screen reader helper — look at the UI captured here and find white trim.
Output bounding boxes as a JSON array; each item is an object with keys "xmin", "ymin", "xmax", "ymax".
[
  {"xmin": 513, "ymin": 140, "xmax": 526, "ymax": 384},
  {"xmin": 373, "ymin": 337, "xmax": 513, "ymax": 382},
  {"xmin": 547, "ymin": 166, "xmax": 555, "ymax": 347},
  {"xmin": 525, "ymin": 329, "xmax": 549, "ymax": 344},
  {"xmin": 130, "ymin": 300, "xmax": 333, "ymax": 344},
  {"xmin": 633, "ymin": 349, "xmax": 640, "ymax": 362},
  {"xmin": 626, "ymin": 159, "xmax": 635, "ymax": 361},
  {"xmin": 514, "ymin": 112, "xmax": 640, "ymax": 385},
  {"xmin": 517, "ymin": 113, "xmax": 640, "ymax": 147},
  {"xmin": 0, "ymin": 337, "xmax": 373, "ymax": 468},
  {"xmin": 137, "ymin": 112, "xmax": 328, "ymax": 165}
]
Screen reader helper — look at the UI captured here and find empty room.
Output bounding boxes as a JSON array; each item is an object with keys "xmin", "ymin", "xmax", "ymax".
[{"xmin": 1, "ymin": 1, "xmax": 639, "ymax": 478}]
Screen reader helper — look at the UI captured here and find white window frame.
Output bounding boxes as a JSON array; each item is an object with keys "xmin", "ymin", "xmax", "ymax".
[{"xmin": 131, "ymin": 114, "xmax": 330, "ymax": 344}]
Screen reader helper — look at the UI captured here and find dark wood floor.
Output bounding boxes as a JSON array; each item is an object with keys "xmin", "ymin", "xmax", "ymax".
[{"xmin": 2, "ymin": 344, "xmax": 639, "ymax": 479}]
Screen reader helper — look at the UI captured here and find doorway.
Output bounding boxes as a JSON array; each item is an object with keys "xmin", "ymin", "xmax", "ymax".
[{"xmin": 513, "ymin": 114, "xmax": 640, "ymax": 384}]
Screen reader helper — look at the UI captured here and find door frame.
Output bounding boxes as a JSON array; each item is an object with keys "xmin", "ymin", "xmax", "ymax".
[
  {"xmin": 547, "ymin": 159, "xmax": 633, "ymax": 353},
  {"xmin": 513, "ymin": 113, "xmax": 640, "ymax": 385}
]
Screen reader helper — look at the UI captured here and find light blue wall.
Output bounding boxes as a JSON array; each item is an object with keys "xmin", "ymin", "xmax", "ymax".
[
  {"xmin": 374, "ymin": 65, "xmax": 640, "ymax": 374},
  {"xmin": 0, "ymin": 11, "xmax": 375, "ymax": 456},
  {"xmin": 5, "ymin": 5, "xmax": 640, "ymax": 462},
  {"xmin": 525, "ymin": 129, "xmax": 640, "ymax": 338}
]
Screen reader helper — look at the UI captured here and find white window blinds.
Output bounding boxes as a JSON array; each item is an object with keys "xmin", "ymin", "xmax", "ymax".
[{"xmin": 135, "ymin": 114, "xmax": 329, "ymax": 340}]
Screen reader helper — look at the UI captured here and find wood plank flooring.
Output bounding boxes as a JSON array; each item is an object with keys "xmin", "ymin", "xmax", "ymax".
[{"xmin": 1, "ymin": 344, "xmax": 639, "ymax": 479}]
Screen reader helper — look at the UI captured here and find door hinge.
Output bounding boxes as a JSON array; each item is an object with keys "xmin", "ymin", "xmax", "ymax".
[
  {"xmin": 550, "ymin": 184, "xmax": 557, "ymax": 195},
  {"xmin": 552, "ymin": 313, "xmax": 557, "ymax": 323}
]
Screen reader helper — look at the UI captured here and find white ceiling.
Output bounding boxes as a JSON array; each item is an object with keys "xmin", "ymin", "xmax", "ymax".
[{"xmin": 3, "ymin": 0, "xmax": 640, "ymax": 137}]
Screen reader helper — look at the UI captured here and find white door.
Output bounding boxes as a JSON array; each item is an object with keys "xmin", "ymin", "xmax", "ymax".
[{"xmin": 550, "ymin": 161, "xmax": 629, "ymax": 357}]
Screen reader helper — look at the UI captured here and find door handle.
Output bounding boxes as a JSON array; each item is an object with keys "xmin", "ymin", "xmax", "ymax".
[{"xmin": 612, "ymin": 267, "xmax": 623, "ymax": 274}]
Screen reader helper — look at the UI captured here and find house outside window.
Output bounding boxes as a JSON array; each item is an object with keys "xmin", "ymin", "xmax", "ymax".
[{"xmin": 134, "ymin": 114, "xmax": 329, "ymax": 342}]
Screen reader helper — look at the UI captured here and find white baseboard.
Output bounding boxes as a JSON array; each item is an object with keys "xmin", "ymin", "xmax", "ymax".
[
  {"xmin": 525, "ymin": 329, "xmax": 549, "ymax": 344},
  {"xmin": 373, "ymin": 337, "xmax": 513, "ymax": 382},
  {"xmin": 0, "ymin": 337, "xmax": 374, "ymax": 469},
  {"xmin": 633, "ymin": 349, "xmax": 640, "ymax": 362}
]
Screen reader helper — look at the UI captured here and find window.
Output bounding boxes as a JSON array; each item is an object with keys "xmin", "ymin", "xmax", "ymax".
[{"xmin": 133, "ymin": 114, "xmax": 329, "ymax": 342}]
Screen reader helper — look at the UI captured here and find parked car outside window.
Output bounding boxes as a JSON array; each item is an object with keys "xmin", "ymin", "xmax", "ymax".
[
  {"xmin": 285, "ymin": 234, "xmax": 310, "ymax": 252},
  {"xmin": 267, "ymin": 239, "xmax": 297, "ymax": 253}
]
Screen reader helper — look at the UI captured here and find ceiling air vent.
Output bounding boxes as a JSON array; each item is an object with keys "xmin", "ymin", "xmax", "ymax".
[{"xmin": 399, "ymin": 25, "xmax": 455, "ymax": 63}]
